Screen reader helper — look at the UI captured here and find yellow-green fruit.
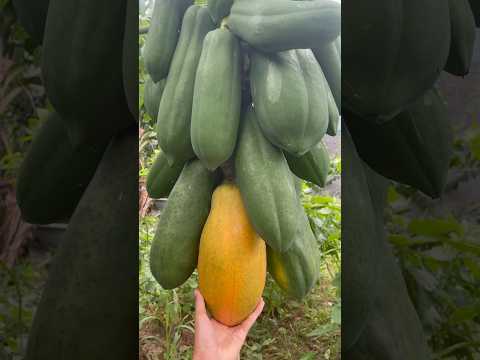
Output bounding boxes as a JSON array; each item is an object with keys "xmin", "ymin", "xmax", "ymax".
[{"xmin": 198, "ymin": 183, "xmax": 266, "ymax": 326}]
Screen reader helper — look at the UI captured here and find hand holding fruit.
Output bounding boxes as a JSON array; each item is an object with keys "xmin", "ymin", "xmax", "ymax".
[{"xmin": 193, "ymin": 290, "xmax": 265, "ymax": 360}]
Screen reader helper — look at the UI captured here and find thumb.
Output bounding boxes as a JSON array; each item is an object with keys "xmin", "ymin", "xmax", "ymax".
[
  {"xmin": 237, "ymin": 298, "xmax": 265, "ymax": 334},
  {"xmin": 194, "ymin": 289, "xmax": 208, "ymax": 318}
]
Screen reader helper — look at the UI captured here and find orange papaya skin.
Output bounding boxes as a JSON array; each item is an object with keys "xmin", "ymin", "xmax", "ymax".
[{"xmin": 198, "ymin": 183, "xmax": 266, "ymax": 326}]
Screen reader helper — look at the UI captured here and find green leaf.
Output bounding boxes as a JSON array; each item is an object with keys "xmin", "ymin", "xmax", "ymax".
[
  {"xmin": 331, "ymin": 303, "xmax": 341, "ymax": 325},
  {"xmin": 307, "ymin": 323, "xmax": 337, "ymax": 338},
  {"xmin": 387, "ymin": 185, "xmax": 400, "ymax": 203},
  {"xmin": 299, "ymin": 352, "xmax": 317, "ymax": 360},
  {"xmin": 450, "ymin": 304, "xmax": 480, "ymax": 324},
  {"xmin": 443, "ymin": 237, "xmax": 480, "ymax": 257},
  {"xmin": 469, "ymin": 134, "xmax": 480, "ymax": 161},
  {"xmin": 389, "ymin": 234, "xmax": 413, "ymax": 247},
  {"xmin": 408, "ymin": 218, "xmax": 464, "ymax": 237},
  {"xmin": 464, "ymin": 258, "xmax": 480, "ymax": 279}
]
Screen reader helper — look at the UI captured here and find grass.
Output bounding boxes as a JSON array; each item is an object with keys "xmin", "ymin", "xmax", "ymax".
[
  {"xmin": 0, "ymin": 256, "xmax": 51, "ymax": 359},
  {"xmin": 139, "ymin": 255, "xmax": 340, "ymax": 359}
]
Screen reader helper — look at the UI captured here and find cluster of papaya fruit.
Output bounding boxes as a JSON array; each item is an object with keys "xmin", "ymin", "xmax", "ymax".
[
  {"xmin": 343, "ymin": 0, "xmax": 478, "ymax": 357},
  {"xmin": 143, "ymin": 0, "xmax": 341, "ymax": 325},
  {"xmin": 12, "ymin": 1, "xmax": 139, "ymax": 358},
  {"xmin": 15, "ymin": 0, "xmax": 137, "ymax": 225},
  {"xmin": 343, "ymin": 0, "xmax": 479, "ymax": 199}
]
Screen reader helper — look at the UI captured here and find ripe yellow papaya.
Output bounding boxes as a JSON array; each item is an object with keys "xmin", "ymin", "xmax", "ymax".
[
  {"xmin": 267, "ymin": 209, "xmax": 320, "ymax": 300},
  {"xmin": 198, "ymin": 183, "xmax": 266, "ymax": 326}
]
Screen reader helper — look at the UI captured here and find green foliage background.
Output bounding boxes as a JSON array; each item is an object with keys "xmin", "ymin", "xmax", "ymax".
[
  {"xmin": 0, "ymin": 2, "xmax": 51, "ymax": 359},
  {"xmin": 386, "ymin": 126, "xmax": 480, "ymax": 358}
]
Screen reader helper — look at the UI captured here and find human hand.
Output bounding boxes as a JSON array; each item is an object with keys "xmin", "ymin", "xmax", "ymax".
[{"xmin": 193, "ymin": 289, "xmax": 265, "ymax": 360}]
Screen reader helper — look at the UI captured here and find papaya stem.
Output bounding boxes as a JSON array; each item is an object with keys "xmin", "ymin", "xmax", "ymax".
[
  {"xmin": 220, "ymin": 160, "xmax": 235, "ymax": 182},
  {"xmin": 220, "ymin": 17, "xmax": 229, "ymax": 29}
]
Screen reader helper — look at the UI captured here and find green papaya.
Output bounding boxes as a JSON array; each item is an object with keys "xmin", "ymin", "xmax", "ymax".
[
  {"xmin": 143, "ymin": 0, "xmax": 192, "ymax": 81},
  {"xmin": 144, "ymin": 76, "xmax": 166, "ymax": 120},
  {"xmin": 42, "ymin": 0, "xmax": 133, "ymax": 145},
  {"xmin": 16, "ymin": 112, "xmax": 108, "ymax": 225},
  {"xmin": 157, "ymin": 5, "xmax": 215, "ymax": 164},
  {"xmin": 468, "ymin": 0, "xmax": 480, "ymax": 26},
  {"xmin": 444, "ymin": 0, "xmax": 476, "ymax": 76},
  {"xmin": 207, "ymin": 0, "xmax": 233, "ymax": 24},
  {"xmin": 228, "ymin": 0, "xmax": 341, "ymax": 52},
  {"xmin": 312, "ymin": 40, "xmax": 340, "ymax": 110},
  {"xmin": 146, "ymin": 150, "xmax": 184, "ymax": 199},
  {"xmin": 313, "ymin": 43, "xmax": 340, "ymax": 136},
  {"xmin": 285, "ymin": 142, "xmax": 330, "ymax": 188},
  {"xmin": 267, "ymin": 209, "xmax": 319, "ymax": 299},
  {"xmin": 345, "ymin": 88, "xmax": 453, "ymax": 198},
  {"xmin": 346, "ymin": 163, "xmax": 430, "ymax": 359},
  {"xmin": 235, "ymin": 107, "xmax": 306, "ymax": 253},
  {"xmin": 343, "ymin": 0, "xmax": 450, "ymax": 120},
  {"xmin": 249, "ymin": 49, "xmax": 329, "ymax": 156},
  {"xmin": 25, "ymin": 128, "xmax": 138, "ymax": 360},
  {"xmin": 12, "ymin": 0, "xmax": 49, "ymax": 45},
  {"xmin": 326, "ymin": 86, "xmax": 340, "ymax": 136},
  {"xmin": 191, "ymin": 28, "xmax": 242, "ymax": 171},
  {"xmin": 150, "ymin": 160, "xmax": 219, "ymax": 289},
  {"xmin": 342, "ymin": 125, "xmax": 382, "ymax": 350},
  {"xmin": 123, "ymin": 0, "xmax": 138, "ymax": 120}
]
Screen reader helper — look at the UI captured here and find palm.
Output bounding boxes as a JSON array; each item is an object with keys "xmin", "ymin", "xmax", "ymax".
[
  {"xmin": 212, "ymin": 319, "xmax": 247, "ymax": 351},
  {"xmin": 193, "ymin": 290, "xmax": 264, "ymax": 360}
]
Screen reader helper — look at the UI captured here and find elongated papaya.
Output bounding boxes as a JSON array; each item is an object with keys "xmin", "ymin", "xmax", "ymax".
[
  {"xmin": 346, "ymin": 163, "xmax": 430, "ymax": 358},
  {"xmin": 143, "ymin": 0, "xmax": 192, "ymax": 81},
  {"xmin": 342, "ymin": 125, "xmax": 382, "ymax": 350},
  {"xmin": 228, "ymin": 0, "xmax": 341, "ymax": 52},
  {"xmin": 250, "ymin": 49, "xmax": 329, "ymax": 155},
  {"xmin": 146, "ymin": 150, "xmax": 184, "ymax": 199},
  {"xmin": 157, "ymin": 5, "xmax": 215, "ymax": 164},
  {"xmin": 235, "ymin": 107, "xmax": 306, "ymax": 253},
  {"xmin": 191, "ymin": 28, "xmax": 242, "ymax": 170},
  {"xmin": 267, "ymin": 208, "xmax": 319, "ymax": 300},
  {"xmin": 312, "ymin": 40, "xmax": 340, "ymax": 110},
  {"xmin": 285, "ymin": 142, "xmax": 330, "ymax": 188},
  {"xmin": 326, "ymin": 87, "xmax": 340, "ymax": 136},
  {"xmin": 198, "ymin": 183, "xmax": 266, "ymax": 326},
  {"xmin": 150, "ymin": 160, "xmax": 218, "ymax": 289},
  {"xmin": 42, "ymin": 0, "xmax": 133, "ymax": 145},
  {"xmin": 25, "ymin": 128, "xmax": 138, "ymax": 360},
  {"xmin": 207, "ymin": 0, "xmax": 233, "ymax": 24},
  {"xmin": 343, "ymin": 0, "xmax": 450, "ymax": 119},
  {"xmin": 16, "ymin": 112, "xmax": 108, "ymax": 224},
  {"xmin": 345, "ymin": 88, "xmax": 453, "ymax": 198},
  {"xmin": 468, "ymin": 0, "xmax": 480, "ymax": 26},
  {"xmin": 144, "ymin": 76, "xmax": 166, "ymax": 120},
  {"xmin": 123, "ymin": 0, "xmax": 138, "ymax": 120},
  {"xmin": 444, "ymin": 0, "xmax": 476, "ymax": 76},
  {"xmin": 12, "ymin": 0, "xmax": 49, "ymax": 45}
]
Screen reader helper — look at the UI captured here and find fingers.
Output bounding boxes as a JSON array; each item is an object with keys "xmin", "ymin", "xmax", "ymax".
[
  {"xmin": 237, "ymin": 298, "xmax": 265, "ymax": 333},
  {"xmin": 194, "ymin": 289, "xmax": 207, "ymax": 318}
]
